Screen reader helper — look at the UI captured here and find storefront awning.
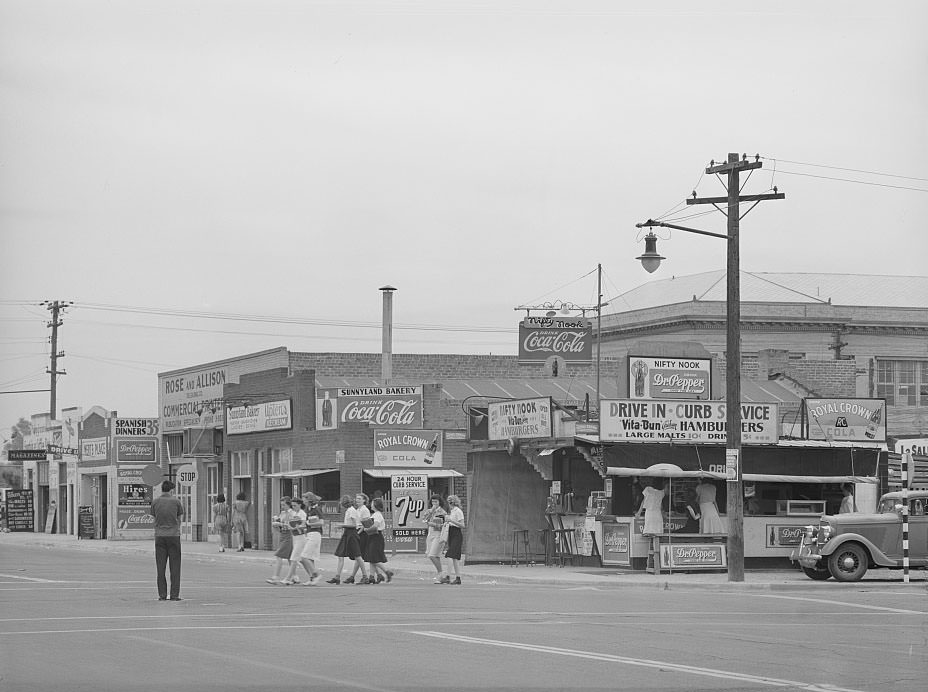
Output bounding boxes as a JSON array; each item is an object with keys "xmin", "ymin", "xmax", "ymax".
[
  {"xmin": 262, "ymin": 468, "xmax": 339, "ymax": 479},
  {"xmin": 363, "ymin": 468, "xmax": 463, "ymax": 478},
  {"xmin": 605, "ymin": 465, "xmax": 878, "ymax": 484}
]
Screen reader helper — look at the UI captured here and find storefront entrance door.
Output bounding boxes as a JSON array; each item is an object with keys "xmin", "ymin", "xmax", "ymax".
[{"xmin": 177, "ymin": 482, "xmax": 194, "ymax": 541}]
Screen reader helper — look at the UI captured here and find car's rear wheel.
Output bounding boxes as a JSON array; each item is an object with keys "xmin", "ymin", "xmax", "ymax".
[
  {"xmin": 801, "ymin": 565, "xmax": 832, "ymax": 580},
  {"xmin": 828, "ymin": 543, "xmax": 868, "ymax": 582}
]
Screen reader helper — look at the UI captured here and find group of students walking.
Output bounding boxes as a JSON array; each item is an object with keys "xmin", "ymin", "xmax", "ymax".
[{"xmin": 262, "ymin": 491, "xmax": 465, "ymax": 586}]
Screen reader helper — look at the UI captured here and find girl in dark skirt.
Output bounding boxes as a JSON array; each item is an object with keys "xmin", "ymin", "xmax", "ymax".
[
  {"xmin": 327, "ymin": 494, "xmax": 369, "ymax": 584},
  {"xmin": 363, "ymin": 498, "xmax": 394, "ymax": 584},
  {"xmin": 443, "ymin": 494, "xmax": 465, "ymax": 585}
]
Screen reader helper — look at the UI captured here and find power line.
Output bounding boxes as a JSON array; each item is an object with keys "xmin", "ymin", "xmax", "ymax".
[
  {"xmin": 764, "ymin": 157, "xmax": 928, "ymax": 182},
  {"xmin": 771, "ymin": 169, "xmax": 928, "ymax": 192}
]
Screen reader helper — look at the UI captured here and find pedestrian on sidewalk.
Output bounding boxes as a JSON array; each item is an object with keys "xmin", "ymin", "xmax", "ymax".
[
  {"xmin": 327, "ymin": 494, "xmax": 369, "ymax": 584},
  {"xmin": 363, "ymin": 497, "xmax": 393, "ymax": 583},
  {"xmin": 637, "ymin": 479, "xmax": 665, "ymax": 536},
  {"xmin": 442, "ymin": 494, "xmax": 465, "ymax": 585},
  {"xmin": 211, "ymin": 493, "xmax": 231, "ymax": 552},
  {"xmin": 695, "ymin": 478, "xmax": 724, "ymax": 534},
  {"xmin": 284, "ymin": 492, "xmax": 323, "ymax": 585},
  {"xmin": 231, "ymin": 491, "xmax": 250, "ymax": 551},
  {"xmin": 267, "ymin": 497, "xmax": 296, "ymax": 585},
  {"xmin": 423, "ymin": 494, "xmax": 448, "ymax": 583},
  {"xmin": 151, "ymin": 480, "xmax": 184, "ymax": 601},
  {"xmin": 347, "ymin": 493, "xmax": 372, "ymax": 584}
]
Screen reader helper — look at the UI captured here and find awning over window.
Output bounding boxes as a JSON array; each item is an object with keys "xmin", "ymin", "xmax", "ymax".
[
  {"xmin": 605, "ymin": 466, "xmax": 878, "ymax": 484},
  {"xmin": 262, "ymin": 468, "xmax": 339, "ymax": 479},
  {"xmin": 363, "ymin": 468, "xmax": 463, "ymax": 478}
]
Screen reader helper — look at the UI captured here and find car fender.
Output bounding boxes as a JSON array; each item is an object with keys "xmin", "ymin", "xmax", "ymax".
[{"xmin": 818, "ymin": 533, "xmax": 894, "ymax": 566}]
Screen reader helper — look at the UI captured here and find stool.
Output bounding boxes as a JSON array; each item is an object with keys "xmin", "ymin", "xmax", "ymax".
[
  {"xmin": 511, "ymin": 529, "xmax": 531, "ymax": 566},
  {"xmin": 536, "ymin": 528, "xmax": 554, "ymax": 566},
  {"xmin": 552, "ymin": 528, "xmax": 577, "ymax": 567}
]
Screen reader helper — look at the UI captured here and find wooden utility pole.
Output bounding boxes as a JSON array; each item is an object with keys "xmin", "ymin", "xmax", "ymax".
[
  {"xmin": 687, "ymin": 153, "xmax": 784, "ymax": 581},
  {"xmin": 42, "ymin": 300, "xmax": 71, "ymax": 419}
]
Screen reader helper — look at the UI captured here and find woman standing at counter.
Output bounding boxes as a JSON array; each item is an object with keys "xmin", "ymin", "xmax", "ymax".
[
  {"xmin": 636, "ymin": 479, "xmax": 665, "ymax": 535},
  {"xmin": 695, "ymin": 478, "xmax": 724, "ymax": 534}
]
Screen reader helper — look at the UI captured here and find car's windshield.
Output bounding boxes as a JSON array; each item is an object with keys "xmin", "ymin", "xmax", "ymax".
[{"xmin": 878, "ymin": 498, "xmax": 904, "ymax": 514}]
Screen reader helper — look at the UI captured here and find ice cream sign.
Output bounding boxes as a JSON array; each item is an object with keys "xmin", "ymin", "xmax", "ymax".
[{"xmin": 628, "ymin": 356, "xmax": 711, "ymax": 400}]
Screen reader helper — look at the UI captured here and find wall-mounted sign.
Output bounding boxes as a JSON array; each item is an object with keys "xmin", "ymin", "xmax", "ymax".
[
  {"xmin": 390, "ymin": 474, "xmax": 429, "ymax": 537},
  {"xmin": 895, "ymin": 438, "xmax": 928, "ymax": 456},
  {"xmin": 659, "ymin": 543, "xmax": 726, "ymax": 569},
  {"xmin": 116, "ymin": 439, "xmax": 157, "ymax": 463},
  {"xmin": 599, "ymin": 399, "xmax": 779, "ymax": 444},
  {"xmin": 315, "ymin": 386, "xmax": 423, "ymax": 430},
  {"xmin": 488, "ymin": 397, "xmax": 553, "ymax": 440},
  {"xmin": 803, "ymin": 398, "xmax": 886, "ymax": 443},
  {"xmin": 518, "ymin": 316, "xmax": 592, "ymax": 365},
  {"xmin": 160, "ymin": 367, "xmax": 229, "ymax": 432},
  {"xmin": 227, "ymin": 399, "xmax": 293, "ymax": 435},
  {"xmin": 8, "ymin": 449, "xmax": 47, "ymax": 461},
  {"xmin": 766, "ymin": 524, "xmax": 805, "ymax": 547},
  {"xmin": 628, "ymin": 356, "xmax": 711, "ymax": 400},
  {"xmin": 115, "ymin": 418, "xmax": 159, "ymax": 436},
  {"xmin": 81, "ymin": 437, "xmax": 108, "ymax": 461},
  {"xmin": 374, "ymin": 430, "xmax": 442, "ymax": 467}
]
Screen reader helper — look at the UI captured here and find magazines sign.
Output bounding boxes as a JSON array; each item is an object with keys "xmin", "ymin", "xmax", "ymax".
[
  {"xmin": 600, "ymin": 399, "xmax": 779, "ymax": 444},
  {"xmin": 518, "ymin": 316, "xmax": 592, "ymax": 365},
  {"xmin": 804, "ymin": 398, "xmax": 886, "ymax": 443},
  {"xmin": 315, "ymin": 386, "xmax": 423, "ymax": 430},
  {"xmin": 227, "ymin": 399, "xmax": 292, "ymax": 435},
  {"xmin": 488, "ymin": 397, "xmax": 553, "ymax": 440},
  {"xmin": 629, "ymin": 356, "xmax": 711, "ymax": 400},
  {"xmin": 374, "ymin": 430, "xmax": 443, "ymax": 467}
]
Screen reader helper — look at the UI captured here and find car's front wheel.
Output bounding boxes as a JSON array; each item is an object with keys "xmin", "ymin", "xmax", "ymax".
[
  {"xmin": 828, "ymin": 543, "xmax": 868, "ymax": 582},
  {"xmin": 801, "ymin": 565, "xmax": 832, "ymax": 580}
]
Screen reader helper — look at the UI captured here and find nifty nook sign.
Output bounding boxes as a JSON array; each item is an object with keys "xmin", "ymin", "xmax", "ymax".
[
  {"xmin": 488, "ymin": 397, "xmax": 553, "ymax": 440},
  {"xmin": 518, "ymin": 316, "xmax": 592, "ymax": 365},
  {"xmin": 628, "ymin": 356, "xmax": 711, "ymax": 400}
]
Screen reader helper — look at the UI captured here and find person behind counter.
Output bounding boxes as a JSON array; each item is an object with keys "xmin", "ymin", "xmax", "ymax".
[
  {"xmin": 683, "ymin": 488, "xmax": 701, "ymax": 533},
  {"xmin": 695, "ymin": 478, "xmax": 725, "ymax": 534},
  {"xmin": 636, "ymin": 478, "xmax": 665, "ymax": 536},
  {"xmin": 839, "ymin": 484, "xmax": 857, "ymax": 514}
]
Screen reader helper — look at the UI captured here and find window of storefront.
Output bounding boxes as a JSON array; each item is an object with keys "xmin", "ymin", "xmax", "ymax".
[
  {"xmin": 231, "ymin": 451, "xmax": 253, "ymax": 478},
  {"xmin": 877, "ymin": 359, "xmax": 928, "ymax": 407}
]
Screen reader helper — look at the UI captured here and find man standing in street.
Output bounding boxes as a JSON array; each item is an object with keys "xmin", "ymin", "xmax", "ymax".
[{"xmin": 151, "ymin": 480, "xmax": 185, "ymax": 601}]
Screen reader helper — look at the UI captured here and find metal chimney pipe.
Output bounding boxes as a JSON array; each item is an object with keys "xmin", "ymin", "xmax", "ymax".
[{"xmin": 379, "ymin": 285, "xmax": 396, "ymax": 383}]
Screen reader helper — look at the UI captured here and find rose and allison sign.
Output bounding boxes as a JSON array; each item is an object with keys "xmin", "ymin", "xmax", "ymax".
[{"xmin": 518, "ymin": 316, "xmax": 592, "ymax": 365}]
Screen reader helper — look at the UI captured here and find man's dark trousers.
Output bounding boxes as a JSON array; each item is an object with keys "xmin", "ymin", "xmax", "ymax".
[{"xmin": 155, "ymin": 535, "xmax": 182, "ymax": 599}]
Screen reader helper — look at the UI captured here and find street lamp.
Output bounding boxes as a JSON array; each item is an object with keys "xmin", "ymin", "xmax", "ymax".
[{"xmin": 634, "ymin": 153, "xmax": 784, "ymax": 582}]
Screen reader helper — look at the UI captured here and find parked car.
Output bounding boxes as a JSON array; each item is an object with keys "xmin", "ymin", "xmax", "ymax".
[{"xmin": 792, "ymin": 490, "xmax": 928, "ymax": 581}]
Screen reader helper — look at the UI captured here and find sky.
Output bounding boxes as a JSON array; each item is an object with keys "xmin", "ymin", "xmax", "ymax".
[{"xmin": 1, "ymin": 0, "xmax": 927, "ymax": 439}]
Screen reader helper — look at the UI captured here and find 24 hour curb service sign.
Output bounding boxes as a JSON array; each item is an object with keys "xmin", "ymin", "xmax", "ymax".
[{"xmin": 599, "ymin": 399, "xmax": 778, "ymax": 444}]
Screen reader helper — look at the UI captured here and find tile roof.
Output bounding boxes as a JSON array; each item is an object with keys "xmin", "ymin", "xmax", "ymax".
[{"xmin": 607, "ymin": 271, "xmax": 928, "ymax": 312}]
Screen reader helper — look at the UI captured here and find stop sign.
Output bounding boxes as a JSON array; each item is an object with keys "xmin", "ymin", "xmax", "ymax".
[{"xmin": 176, "ymin": 464, "xmax": 198, "ymax": 487}]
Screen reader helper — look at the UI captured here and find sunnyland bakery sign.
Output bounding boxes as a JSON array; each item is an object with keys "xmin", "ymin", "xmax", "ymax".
[
  {"xmin": 518, "ymin": 316, "xmax": 592, "ymax": 365},
  {"xmin": 600, "ymin": 399, "xmax": 779, "ymax": 444},
  {"xmin": 315, "ymin": 386, "xmax": 423, "ymax": 430}
]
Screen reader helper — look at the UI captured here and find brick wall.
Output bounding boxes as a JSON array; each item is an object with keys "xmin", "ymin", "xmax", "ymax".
[{"xmin": 289, "ymin": 352, "xmax": 623, "ymax": 380}]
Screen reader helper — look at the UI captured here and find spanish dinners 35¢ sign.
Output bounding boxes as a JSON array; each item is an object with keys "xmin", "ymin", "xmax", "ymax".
[{"xmin": 599, "ymin": 399, "xmax": 779, "ymax": 444}]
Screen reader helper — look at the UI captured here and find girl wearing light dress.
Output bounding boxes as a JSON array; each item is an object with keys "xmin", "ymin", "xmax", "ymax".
[
  {"xmin": 636, "ymin": 479, "xmax": 665, "ymax": 535},
  {"xmin": 695, "ymin": 479, "xmax": 725, "ymax": 534}
]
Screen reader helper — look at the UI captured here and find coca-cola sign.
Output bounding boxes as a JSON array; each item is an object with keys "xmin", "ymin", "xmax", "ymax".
[
  {"xmin": 518, "ymin": 317, "xmax": 592, "ymax": 365},
  {"xmin": 315, "ymin": 386, "xmax": 423, "ymax": 430}
]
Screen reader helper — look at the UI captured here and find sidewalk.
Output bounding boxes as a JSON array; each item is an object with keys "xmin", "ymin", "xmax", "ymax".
[{"xmin": 4, "ymin": 530, "xmax": 926, "ymax": 589}]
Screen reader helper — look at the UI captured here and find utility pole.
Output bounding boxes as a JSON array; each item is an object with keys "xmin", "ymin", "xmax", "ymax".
[
  {"xmin": 635, "ymin": 153, "xmax": 784, "ymax": 581},
  {"xmin": 686, "ymin": 153, "xmax": 784, "ymax": 581},
  {"xmin": 41, "ymin": 300, "xmax": 72, "ymax": 419}
]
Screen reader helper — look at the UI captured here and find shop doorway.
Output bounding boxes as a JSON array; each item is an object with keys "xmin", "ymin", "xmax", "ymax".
[
  {"xmin": 176, "ymin": 481, "xmax": 194, "ymax": 541},
  {"xmin": 206, "ymin": 464, "xmax": 220, "ymax": 543}
]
